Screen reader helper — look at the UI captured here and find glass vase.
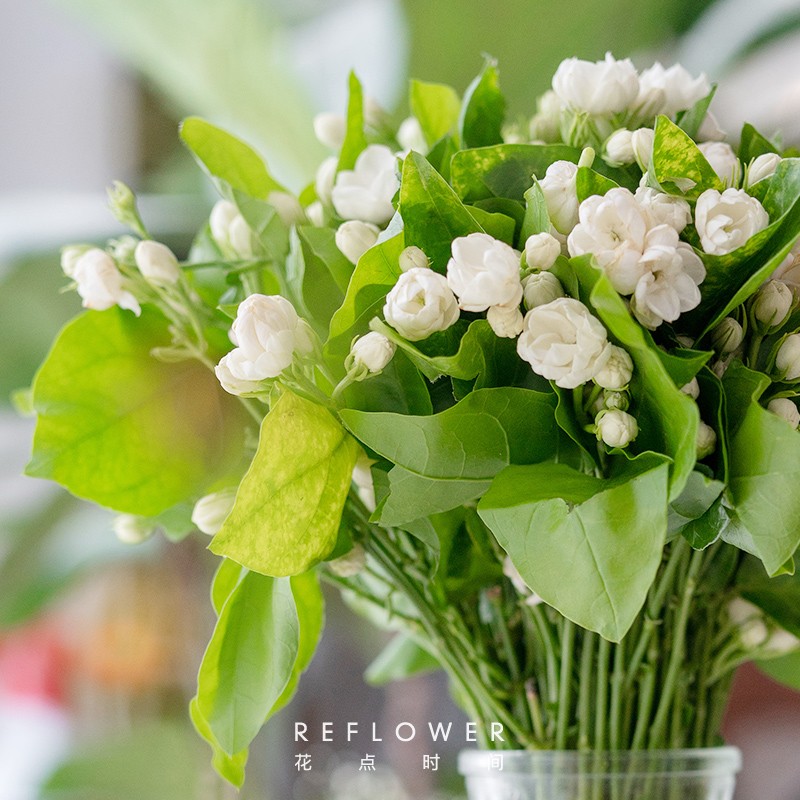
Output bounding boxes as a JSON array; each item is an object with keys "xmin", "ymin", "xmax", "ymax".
[{"xmin": 458, "ymin": 748, "xmax": 741, "ymax": 800}]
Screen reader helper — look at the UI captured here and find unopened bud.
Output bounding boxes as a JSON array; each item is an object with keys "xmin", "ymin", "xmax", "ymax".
[
  {"xmin": 487, "ymin": 304, "xmax": 524, "ymax": 338},
  {"xmin": 522, "ymin": 272, "xmax": 565, "ymax": 310},
  {"xmin": 113, "ymin": 514, "xmax": 156, "ymax": 545},
  {"xmin": 710, "ymin": 317, "xmax": 743, "ymax": 355},
  {"xmin": 594, "ymin": 345, "xmax": 633, "ymax": 390},
  {"xmin": 134, "ymin": 240, "xmax": 181, "ymax": 286},
  {"xmin": 681, "ymin": 378, "xmax": 700, "ymax": 399},
  {"xmin": 603, "ymin": 390, "xmax": 630, "ymax": 411},
  {"xmin": 350, "ymin": 332, "xmax": 395, "ymax": 373},
  {"xmin": 776, "ymin": 333, "xmax": 800, "ymax": 381},
  {"xmin": 767, "ymin": 397, "xmax": 800, "ymax": 428},
  {"xmin": 399, "ymin": 246, "xmax": 430, "ymax": 272},
  {"xmin": 313, "ymin": 112, "xmax": 346, "ymax": 150},
  {"xmin": 192, "ymin": 489, "xmax": 237, "ymax": 536},
  {"xmin": 524, "ymin": 232, "xmax": 561, "ymax": 271},
  {"xmin": 696, "ymin": 421, "xmax": 717, "ymax": 459},
  {"xmin": 752, "ymin": 280, "xmax": 793, "ymax": 330},
  {"xmin": 746, "ymin": 153, "xmax": 781, "ymax": 188},
  {"xmin": 605, "ymin": 129, "xmax": 635, "ymax": 165},
  {"xmin": 631, "ymin": 128, "xmax": 655, "ymax": 170},
  {"xmin": 596, "ymin": 409, "xmax": 638, "ymax": 448},
  {"xmin": 335, "ymin": 220, "xmax": 380, "ymax": 264}
]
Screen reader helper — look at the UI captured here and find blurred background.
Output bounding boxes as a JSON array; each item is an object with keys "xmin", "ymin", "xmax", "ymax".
[{"xmin": 3, "ymin": 0, "xmax": 800, "ymax": 797}]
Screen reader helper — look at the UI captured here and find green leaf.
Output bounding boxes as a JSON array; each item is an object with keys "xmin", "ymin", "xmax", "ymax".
[
  {"xmin": 399, "ymin": 151, "xmax": 482, "ymax": 272},
  {"xmin": 27, "ymin": 308, "xmax": 246, "ymax": 516},
  {"xmin": 467, "ymin": 205, "xmax": 516, "ymax": 245},
  {"xmin": 271, "ymin": 571, "xmax": 325, "ymax": 714},
  {"xmin": 451, "ymin": 144, "xmax": 579, "ymax": 203},
  {"xmin": 739, "ymin": 122, "xmax": 779, "ymax": 164},
  {"xmin": 190, "ymin": 699, "xmax": 248, "ymax": 788},
  {"xmin": 211, "ymin": 391, "xmax": 360, "ymax": 575},
  {"xmin": 723, "ymin": 362, "xmax": 800, "ymax": 575},
  {"xmin": 196, "ymin": 572, "xmax": 298, "ymax": 755},
  {"xmin": 180, "ymin": 116, "xmax": 285, "ymax": 199},
  {"xmin": 738, "ymin": 555, "xmax": 800, "ymax": 638},
  {"xmin": 576, "ymin": 166, "xmax": 620, "ymax": 202},
  {"xmin": 571, "ymin": 256, "xmax": 699, "ymax": 499},
  {"xmin": 342, "ymin": 386, "xmax": 558, "ymax": 481},
  {"xmin": 285, "ymin": 226, "xmax": 349, "ymax": 336},
  {"xmin": 668, "ymin": 469, "xmax": 724, "ymax": 539},
  {"xmin": 325, "ymin": 233, "xmax": 404, "ymax": 364},
  {"xmin": 211, "ymin": 559, "xmax": 244, "ymax": 616},
  {"xmin": 478, "ymin": 457, "xmax": 669, "ymax": 641},
  {"xmin": 459, "ymin": 58, "xmax": 505, "ymax": 149},
  {"xmin": 376, "ymin": 468, "xmax": 492, "ymax": 526},
  {"xmin": 651, "ymin": 115, "xmax": 724, "ymax": 198},
  {"xmin": 656, "ymin": 347, "xmax": 713, "ymax": 388},
  {"xmin": 365, "ymin": 634, "xmax": 440, "ymax": 685},
  {"xmin": 338, "ymin": 71, "xmax": 368, "ymax": 171},
  {"xmin": 674, "ymin": 85, "xmax": 717, "ymax": 140},
  {"xmin": 409, "ymin": 79, "xmax": 461, "ymax": 147},
  {"xmin": 757, "ymin": 651, "xmax": 800, "ymax": 689},
  {"xmin": 520, "ymin": 180, "xmax": 552, "ymax": 241}
]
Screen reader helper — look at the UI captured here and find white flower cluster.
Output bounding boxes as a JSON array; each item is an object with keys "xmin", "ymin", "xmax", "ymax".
[
  {"xmin": 215, "ymin": 294, "xmax": 313, "ymax": 395},
  {"xmin": 567, "ymin": 186, "xmax": 705, "ymax": 329}
]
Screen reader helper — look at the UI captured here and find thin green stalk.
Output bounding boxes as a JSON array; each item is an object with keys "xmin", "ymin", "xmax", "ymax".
[
  {"xmin": 608, "ymin": 638, "xmax": 626, "ymax": 750},
  {"xmin": 594, "ymin": 637, "xmax": 610, "ymax": 751},
  {"xmin": 556, "ymin": 618, "xmax": 575, "ymax": 749},
  {"xmin": 648, "ymin": 547, "xmax": 704, "ymax": 747},
  {"xmin": 577, "ymin": 631, "xmax": 596, "ymax": 750}
]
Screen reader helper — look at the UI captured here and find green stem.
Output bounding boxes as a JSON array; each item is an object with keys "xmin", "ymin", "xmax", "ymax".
[
  {"xmin": 608, "ymin": 637, "xmax": 625, "ymax": 750},
  {"xmin": 747, "ymin": 333, "xmax": 764, "ymax": 370},
  {"xmin": 556, "ymin": 618, "xmax": 575, "ymax": 749},
  {"xmin": 577, "ymin": 631, "xmax": 596, "ymax": 750},
  {"xmin": 594, "ymin": 637, "xmax": 610, "ymax": 751}
]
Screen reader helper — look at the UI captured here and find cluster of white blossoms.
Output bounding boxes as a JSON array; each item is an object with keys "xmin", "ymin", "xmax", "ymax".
[{"xmin": 215, "ymin": 294, "xmax": 314, "ymax": 396}]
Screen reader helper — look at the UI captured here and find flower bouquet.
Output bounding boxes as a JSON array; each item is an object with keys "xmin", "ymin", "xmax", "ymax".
[{"xmin": 24, "ymin": 53, "xmax": 800, "ymax": 797}]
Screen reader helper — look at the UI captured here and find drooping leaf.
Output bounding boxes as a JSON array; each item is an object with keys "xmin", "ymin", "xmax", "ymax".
[
  {"xmin": 342, "ymin": 387, "xmax": 559, "ymax": 483},
  {"xmin": 399, "ymin": 151, "xmax": 482, "ymax": 272},
  {"xmin": 190, "ymin": 699, "xmax": 248, "ymax": 788},
  {"xmin": 757, "ymin": 651, "xmax": 800, "ymax": 689},
  {"xmin": 738, "ymin": 555, "xmax": 800, "ymax": 638},
  {"xmin": 738, "ymin": 122, "xmax": 779, "ymax": 164},
  {"xmin": 27, "ymin": 308, "xmax": 247, "ymax": 516},
  {"xmin": 520, "ymin": 180, "xmax": 552, "ymax": 241},
  {"xmin": 458, "ymin": 58, "xmax": 505, "ymax": 149},
  {"xmin": 723, "ymin": 362, "xmax": 800, "ymax": 575},
  {"xmin": 409, "ymin": 79, "xmax": 461, "ymax": 147},
  {"xmin": 451, "ymin": 144, "xmax": 579, "ymax": 203},
  {"xmin": 195, "ymin": 572, "xmax": 298, "ymax": 755},
  {"xmin": 479, "ymin": 456, "xmax": 670, "ymax": 641},
  {"xmin": 210, "ymin": 391, "xmax": 360, "ymax": 575}
]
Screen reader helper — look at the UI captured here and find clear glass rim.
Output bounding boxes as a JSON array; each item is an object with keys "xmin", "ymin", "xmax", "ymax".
[{"xmin": 458, "ymin": 747, "xmax": 742, "ymax": 778}]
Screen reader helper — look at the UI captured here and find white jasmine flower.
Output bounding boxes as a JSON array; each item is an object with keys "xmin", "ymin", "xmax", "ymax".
[
  {"xmin": 631, "ymin": 226, "xmax": 705, "ymax": 328},
  {"xmin": 329, "ymin": 544, "xmax": 367, "ymax": 578},
  {"xmin": 522, "ymin": 271, "xmax": 565, "ymax": 310},
  {"xmin": 539, "ymin": 160, "xmax": 580, "ymax": 235},
  {"xmin": 192, "ymin": 489, "xmax": 237, "ymax": 535},
  {"xmin": 698, "ymin": 111, "xmax": 726, "ymax": 142},
  {"xmin": 603, "ymin": 390, "xmax": 629, "ymax": 411},
  {"xmin": 631, "ymin": 128, "xmax": 655, "ymax": 170},
  {"xmin": 594, "ymin": 345, "xmax": 633, "ymax": 390},
  {"xmin": 728, "ymin": 599, "xmax": 769, "ymax": 649},
  {"xmin": 214, "ymin": 351, "xmax": 265, "ymax": 396},
  {"xmin": 352, "ymin": 452, "xmax": 377, "ymax": 512},
  {"xmin": 711, "ymin": 317, "xmax": 744, "ymax": 355},
  {"xmin": 335, "ymin": 220, "xmax": 380, "ymax": 264},
  {"xmin": 517, "ymin": 297, "xmax": 612, "ymax": 388},
  {"xmin": 637, "ymin": 62, "xmax": 710, "ymax": 118},
  {"xmin": 210, "ymin": 199, "xmax": 254, "ymax": 258},
  {"xmin": 313, "ymin": 112, "xmax": 346, "ymax": 150},
  {"xmin": 216, "ymin": 295, "xmax": 313, "ymax": 393},
  {"xmin": 332, "ymin": 144, "xmax": 399, "ymax": 225},
  {"xmin": 605, "ymin": 129, "xmax": 636, "ymax": 165},
  {"xmin": 596, "ymin": 408, "xmax": 638, "ymax": 448},
  {"xmin": 363, "ymin": 95, "xmax": 388, "ymax": 130},
  {"xmin": 568, "ymin": 188, "xmax": 650, "ymax": 294},
  {"xmin": 397, "ymin": 116, "xmax": 427, "ymax": 154},
  {"xmin": 747, "ymin": 153, "xmax": 781, "ymax": 188},
  {"xmin": 524, "ymin": 232, "xmax": 562, "ymax": 270},
  {"xmin": 267, "ymin": 191, "xmax": 306, "ymax": 226},
  {"xmin": 315, "ymin": 156, "xmax": 338, "ymax": 205},
  {"xmin": 113, "ymin": 514, "xmax": 155, "ymax": 545},
  {"xmin": 306, "ymin": 201, "xmax": 325, "ymax": 227},
  {"xmin": 487, "ymin": 304, "xmax": 524, "ymax": 338},
  {"xmin": 383, "ymin": 267, "xmax": 460, "ymax": 341},
  {"xmin": 696, "ymin": 421, "xmax": 717, "ymax": 459},
  {"xmin": 399, "ymin": 246, "xmax": 430, "ymax": 272},
  {"xmin": 698, "ymin": 142, "xmax": 742, "ymax": 188},
  {"xmin": 350, "ymin": 331, "xmax": 396, "ymax": 372},
  {"xmin": 681, "ymin": 378, "xmax": 700, "ymax": 399},
  {"xmin": 60, "ymin": 244, "xmax": 90, "ymax": 278},
  {"xmin": 134, "ymin": 240, "xmax": 180, "ymax": 286},
  {"xmin": 776, "ymin": 334, "xmax": 800, "ymax": 380},
  {"xmin": 753, "ymin": 281, "xmax": 793, "ymax": 329},
  {"xmin": 767, "ymin": 398, "xmax": 800, "ymax": 428},
  {"xmin": 552, "ymin": 53, "xmax": 639, "ymax": 116},
  {"xmin": 72, "ymin": 248, "xmax": 141, "ymax": 316},
  {"xmin": 634, "ymin": 186, "xmax": 691, "ymax": 233},
  {"xmin": 529, "ymin": 90, "xmax": 563, "ymax": 142},
  {"xmin": 446, "ymin": 233, "xmax": 523, "ymax": 312},
  {"xmin": 695, "ymin": 189, "xmax": 770, "ymax": 256}
]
